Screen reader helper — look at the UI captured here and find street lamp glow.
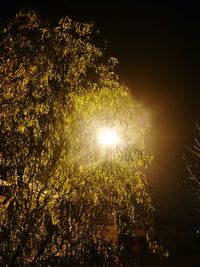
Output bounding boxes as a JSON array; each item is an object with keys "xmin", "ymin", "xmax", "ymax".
[{"xmin": 97, "ymin": 128, "xmax": 120, "ymax": 147}]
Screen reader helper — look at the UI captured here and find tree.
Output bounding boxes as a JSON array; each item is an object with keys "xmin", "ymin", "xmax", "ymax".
[
  {"xmin": 0, "ymin": 11, "xmax": 154, "ymax": 266},
  {"xmin": 185, "ymin": 124, "xmax": 200, "ymax": 214}
]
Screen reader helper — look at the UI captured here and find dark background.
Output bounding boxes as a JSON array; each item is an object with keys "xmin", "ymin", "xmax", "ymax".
[{"xmin": 1, "ymin": 0, "xmax": 200, "ymax": 233}]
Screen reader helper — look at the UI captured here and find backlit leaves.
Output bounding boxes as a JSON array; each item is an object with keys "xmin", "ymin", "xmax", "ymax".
[{"xmin": 0, "ymin": 10, "xmax": 154, "ymax": 266}]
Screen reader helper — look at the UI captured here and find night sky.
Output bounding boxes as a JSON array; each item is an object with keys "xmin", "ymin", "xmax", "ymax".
[{"xmin": 1, "ymin": 1, "xmax": 200, "ymax": 215}]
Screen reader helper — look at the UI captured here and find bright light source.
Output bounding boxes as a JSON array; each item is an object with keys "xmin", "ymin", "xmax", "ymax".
[{"xmin": 97, "ymin": 128, "xmax": 120, "ymax": 147}]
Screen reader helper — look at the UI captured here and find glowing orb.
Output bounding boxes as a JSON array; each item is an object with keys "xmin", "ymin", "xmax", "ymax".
[{"xmin": 97, "ymin": 128, "xmax": 120, "ymax": 147}]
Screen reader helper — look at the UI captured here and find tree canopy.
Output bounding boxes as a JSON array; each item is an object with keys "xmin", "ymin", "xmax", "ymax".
[{"xmin": 0, "ymin": 11, "xmax": 154, "ymax": 266}]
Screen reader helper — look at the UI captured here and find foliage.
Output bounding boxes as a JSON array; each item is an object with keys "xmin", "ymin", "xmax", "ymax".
[{"xmin": 0, "ymin": 10, "xmax": 153, "ymax": 266}]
